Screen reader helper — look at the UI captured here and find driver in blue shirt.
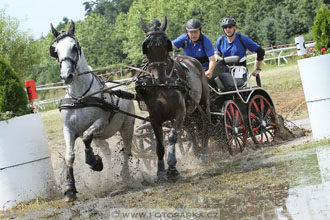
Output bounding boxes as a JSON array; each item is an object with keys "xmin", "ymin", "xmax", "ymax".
[
  {"xmin": 172, "ymin": 18, "xmax": 216, "ymax": 79},
  {"xmin": 215, "ymin": 17, "xmax": 265, "ymax": 79}
]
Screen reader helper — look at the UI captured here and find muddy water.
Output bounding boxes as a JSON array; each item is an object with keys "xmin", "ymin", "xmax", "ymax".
[{"xmin": 2, "ymin": 137, "xmax": 330, "ymax": 220}]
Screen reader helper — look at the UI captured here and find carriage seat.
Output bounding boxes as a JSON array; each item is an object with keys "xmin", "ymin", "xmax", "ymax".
[{"xmin": 213, "ymin": 56, "xmax": 246, "ymax": 91}]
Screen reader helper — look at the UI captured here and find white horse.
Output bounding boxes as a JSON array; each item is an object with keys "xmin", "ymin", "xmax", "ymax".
[{"xmin": 50, "ymin": 21, "xmax": 135, "ymax": 202}]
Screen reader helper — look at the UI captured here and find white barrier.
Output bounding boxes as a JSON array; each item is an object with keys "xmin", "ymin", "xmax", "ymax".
[
  {"xmin": 298, "ymin": 53, "xmax": 330, "ymax": 139},
  {"xmin": 0, "ymin": 113, "xmax": 55, "ymax": 210}
]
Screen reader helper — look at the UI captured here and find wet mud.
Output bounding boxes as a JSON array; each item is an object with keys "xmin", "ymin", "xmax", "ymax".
[{"xmin": 2, "ymin": 119, "xmax": 330, "ymax": 220}]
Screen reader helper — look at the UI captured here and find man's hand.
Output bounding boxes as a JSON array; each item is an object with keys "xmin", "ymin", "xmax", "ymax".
[
  {"xmin": 205, "ymin": 70, "xmax": 212, "ymax": 79},
  {"xmin": 251, "ymin": 68, "xmax": 261, "ymax": 77}
]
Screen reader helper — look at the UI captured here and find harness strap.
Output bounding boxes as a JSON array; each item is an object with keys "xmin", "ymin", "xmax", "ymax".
[{"xmin": 59, "ymin": 97, "xmax": 119, "ymax": 112}]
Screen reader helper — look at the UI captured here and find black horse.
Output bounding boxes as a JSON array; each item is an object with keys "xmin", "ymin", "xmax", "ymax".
[{"xmin": 136, "ymin": 17, "xmax": 210, "ymax": 180}]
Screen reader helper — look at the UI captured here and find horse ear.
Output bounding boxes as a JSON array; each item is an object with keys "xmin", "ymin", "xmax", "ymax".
[
  {"xmin": 140, "ymin": 18, "xmax": 149, "ymax": 34},
  {"xmin": 50, "ymin": 23, "xmax": 60, "ymax": 38},
  {"xmin": 160, "ymin": 16, "xmax": 167, "ymax": 31},
  {"xmin": 68, "ymin": 20, "xmax": 75, "ymax": 35}
]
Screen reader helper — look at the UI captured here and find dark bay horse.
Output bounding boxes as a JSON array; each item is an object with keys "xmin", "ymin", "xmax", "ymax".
[
  {"xmin": 136, "ymin": 17, "xmax": 210, "ymax": 180},
  {"xmin": 50, "ymin": 21, "xmax": 135, "ymax": 201}
]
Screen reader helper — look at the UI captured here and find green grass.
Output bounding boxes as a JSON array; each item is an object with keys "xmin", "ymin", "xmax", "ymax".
[
  {"xmin": 41, "ymin": 109, "xmax": 64, "ymax": 145},
  {"xmin": 273, "ymin": 138, "xmax": 330, "ymax": 155},
  {"xmin": 261, "ymin": 63, "xmax": 302, "ymax": 93}
]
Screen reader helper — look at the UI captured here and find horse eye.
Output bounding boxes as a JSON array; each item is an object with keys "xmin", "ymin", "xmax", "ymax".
[{"xmin": 72, "ymin": 45, "xmax": 78, "ymax": 54}]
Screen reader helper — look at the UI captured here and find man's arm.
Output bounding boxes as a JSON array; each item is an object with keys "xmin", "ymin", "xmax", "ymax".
[
  {"xmin": 205, "ymin": 56, "xmax": 216, "ymax": 78},
  {"xmin": 251, "ymin": 47, "xmax": 265, "ymax": 76}
]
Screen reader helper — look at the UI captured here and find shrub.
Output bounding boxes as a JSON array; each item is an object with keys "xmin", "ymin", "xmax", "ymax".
[
  {"xmin": 312, "ymin": 5, "xmax": 330, "ymax": 50},
  {"xmin": 0, "ymin": 57, "xmax": 31, "ymax": 119}
]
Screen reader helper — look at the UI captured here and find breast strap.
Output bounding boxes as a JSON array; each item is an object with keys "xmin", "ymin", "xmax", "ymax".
[{"xmin": 59, "ymin": 97, "xmax": 119, "ymax": 112}]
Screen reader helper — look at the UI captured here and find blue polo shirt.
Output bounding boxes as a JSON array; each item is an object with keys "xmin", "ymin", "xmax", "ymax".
[
  {"xmin": 172, "ymin": 33, "xmax": 214, "ymax": 68},
  {"xmin": 216, "ymin": 33, "xmax": 259, "ymax": 61},
  {"xmin": 216, "ymin": 33, "xmax": 260, "ymax": 75}
]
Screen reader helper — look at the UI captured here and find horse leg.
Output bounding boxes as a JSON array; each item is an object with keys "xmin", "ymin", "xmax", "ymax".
[
  {"xmin": 82, "ymin": 123, "xmax": 104, "ymax": 172},
  {"xmin": 200, "ymin": 117, "xmax": 209, "ymax": 162},
  {"xmin": 119, "ymin": 116, "xmax": 134, "ymax": 182},
  {"xmin": 185, "ymin": 125, "xmax": 201, "ymax": 158},
  {"xmin": 167, "ymin": 116, "xmax": 184, "ymax": 180},
  {"xmin": 151, "ymin": 121, "xmax": 166, "ymax": 178},
  {"xmin": 63, "ymin": 127, "xmax": 78, "ymax": 202}
]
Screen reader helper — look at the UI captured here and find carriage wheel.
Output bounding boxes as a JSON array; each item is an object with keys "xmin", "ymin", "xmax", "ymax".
[
  {"xmin": 133, "ymin": 122, "xmax": 158, "ymax": 170},
  {"xmin": 248, "ymin": 95, "xmax": 277, "ymax": 145},
  {"xmin": 223, "ymin": 100, "xmax": 247, "ymax": 155}
]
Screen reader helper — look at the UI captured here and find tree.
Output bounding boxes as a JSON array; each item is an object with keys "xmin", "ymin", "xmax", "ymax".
[
  {"xmin": 312, "ymin": 4, "xmax": 330, "ymax": 50},
  {"xmin": 84, "ymin": 0, "xmax": 133, "ymax": 24},
  {"xmin": 0, "ymin": 9, "xmax": 41, "ymax": 78},
  {"xmin": 259, "ymin": 17, "xmax": 277, "ymax": 47},
  {"xmin": 0, "ymin": 57, "xmax": 30, "ymax": 115}
]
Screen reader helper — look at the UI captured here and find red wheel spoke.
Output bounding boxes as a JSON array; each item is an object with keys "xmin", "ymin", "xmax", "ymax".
[
  {"xmin": 265, "ymin": 107, "xmax": 271, "ymax": 116},
  {"xmin": 252, "ymin": 100, "xmax": 259, "ymax": 112},
  {"xmin": 226, "ymin": 124, "xmax": 232, "ymax": 129},
  {"xmin": 235, "ymin": 109, "xmax": 240, "ymax": 120},
  {"xmin": 260, "ymin": 98, "xmax": 264, "ymax": 112},
  {"xmin": 250, "ymin": 112, "xmax": 258, "ymax": 120},
  {"xmin": 226, "ymin": 109, "xmax": 232, "ymax": 122},
  {"xmin": 229, "ymin": 104, "xmax": 234, "ymax": 117},
  {"xmin": 252, "ymin": 127, "xmax": 260, "ymax": 133}
]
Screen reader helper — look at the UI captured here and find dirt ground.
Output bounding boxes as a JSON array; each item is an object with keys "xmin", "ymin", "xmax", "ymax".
[{"xmin": 270, "ymin": 88, "xmax": 308, "ymax": 121}]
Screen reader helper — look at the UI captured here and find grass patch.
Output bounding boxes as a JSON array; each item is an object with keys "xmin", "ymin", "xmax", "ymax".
[
  {"xmin": 41, "ymin": 109, "xmax": 63, "ymax": 143},
  {"xmin": 273, "ymin": 138, "xmax": 330, "ymax": 154},
  {"xmin": 249, "ymin": 63, "xmax": 302, "ymax": 93}
]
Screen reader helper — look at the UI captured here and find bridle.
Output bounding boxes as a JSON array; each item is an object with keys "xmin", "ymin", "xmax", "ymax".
[
  {"xmin": 50, "ymin": 33, "xmax": 106, "ymax": 99},
  {"xmin": 142, "ymin": 30, "xmax": 175, "ymax": 80},
  {"xmin": 50, "ymin": 33, "xmax": 81, "ymax": 71}
]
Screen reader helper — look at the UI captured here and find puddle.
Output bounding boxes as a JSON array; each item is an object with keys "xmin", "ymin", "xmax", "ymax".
[{"xmin": 221, "ymin": 144, "xmax": 330, "ymax": 220}]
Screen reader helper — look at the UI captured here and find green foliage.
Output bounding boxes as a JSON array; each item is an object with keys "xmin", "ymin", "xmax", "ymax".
[
  {"xmin": 0, "ymin": 57, "xmax": 31, "ymax": 118},
  {"xmin": 312, "ymin": 4, "xmax": 330, "ymax": 50},
  {"xmin": 84, "ymin": 0, "xmax": 134, "ymax": 24},
  {"xmin": 0, "ymin": 9, "xmax": 41, "ymax": 79},
  {"xmin": 0, "ymin": 0, "xmax": 325, "ymax": 86}
]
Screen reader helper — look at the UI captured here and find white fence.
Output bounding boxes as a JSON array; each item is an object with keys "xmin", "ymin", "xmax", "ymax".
[{"xmin": 247, "ymin": 42, "xmax": 315, "ymax": 67}]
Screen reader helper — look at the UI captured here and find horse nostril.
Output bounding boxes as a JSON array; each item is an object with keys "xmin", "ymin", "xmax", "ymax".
[{"xmin": 67, "ymin": 74, "xmax": 73, "ymax": 82}]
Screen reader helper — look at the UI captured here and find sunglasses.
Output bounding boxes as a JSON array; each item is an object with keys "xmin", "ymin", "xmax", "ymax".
[{"xmin": 223, "ymin": 25, "xmax": 234, "ymax": 29}]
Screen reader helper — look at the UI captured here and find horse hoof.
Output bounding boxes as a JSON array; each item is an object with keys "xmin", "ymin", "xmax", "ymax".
[
  {"xmin": 167, "ymin": 167, "xmax": 180, "ymax": 181},
  {"xmin": 91, "ymin": 155, "xmax": 103, "ymax": 172},
  {"xmin": 64, "ymin": 191, "xmax": 77, "ymax": 202},
  {"xmin": 156, "ymin": 171, "xmax": 167, "ymax": 182}
]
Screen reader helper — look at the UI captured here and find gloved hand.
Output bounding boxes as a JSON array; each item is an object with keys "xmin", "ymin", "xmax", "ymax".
[
  {"xmin": 214, "ymin": 51, "xmax": 223, "ymax": 62},
  {"xmin": 251, "ymin": 68, "xmax": 261, "ymax": 77}
]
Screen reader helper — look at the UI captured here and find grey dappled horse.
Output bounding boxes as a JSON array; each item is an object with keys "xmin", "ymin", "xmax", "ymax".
[
  {"xmin": 50, "ymin": 21, "xmax": 135, "ymax": 201},
  {"xmin": 137, "ymin": 17, "xmax": 210, "ymax": 181}
]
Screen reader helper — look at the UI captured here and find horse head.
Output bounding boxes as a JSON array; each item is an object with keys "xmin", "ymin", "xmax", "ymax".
[
  {"xmin": 50, "ymin": 21, "xmax": 82, "ymax": 85},
  {"xmin": 140, "ymin": 16, "xmax": 173, "ymax": 84}
]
